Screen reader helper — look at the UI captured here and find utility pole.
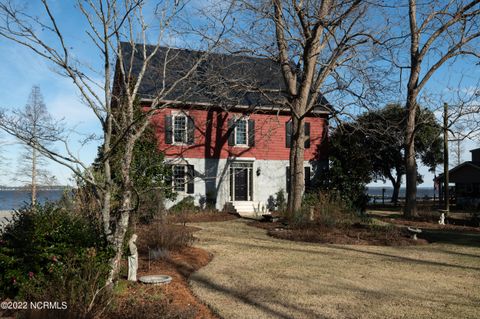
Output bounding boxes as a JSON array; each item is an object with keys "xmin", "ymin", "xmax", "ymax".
[{"xmin": 443, "ymin": 103, "xmax": 449, "ymax": 213}]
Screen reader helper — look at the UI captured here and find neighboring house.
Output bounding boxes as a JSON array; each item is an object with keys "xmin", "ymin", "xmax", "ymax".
[
  {"xmin": 437, "ymin": 148, "xmax": 480, "ymax": 209},
  {"xmin": 114, "ymin": 43, "xmax": 331, "ymax": 215}
]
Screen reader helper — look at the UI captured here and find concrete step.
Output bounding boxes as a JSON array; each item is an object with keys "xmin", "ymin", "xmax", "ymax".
[{"xmin": 224, "ymin": 202, "xmax": 270, "ymax": 218}]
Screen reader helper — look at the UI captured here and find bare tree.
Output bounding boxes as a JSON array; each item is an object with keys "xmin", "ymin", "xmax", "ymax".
[
  {"xmin": 234, "ymin": 0, "xmax": 385, "ymax": 215},
  {"xmin": 7, "ymin": 86, "xmax": 59, "ymax": 204},
  {"xmin": 0, "ymin": 0, "xmax": 231, "ymax": 283},
  {"xmin": 401, "ymin": 0, "xmax": 480, "ymax": 217}
]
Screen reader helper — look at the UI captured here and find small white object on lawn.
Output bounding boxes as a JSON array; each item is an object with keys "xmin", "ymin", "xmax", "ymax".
[
  {"xmin": 139, "ymin": 275, "xmax": 172, "ymax": 285},
  {"xmin": 407, "ymin": 227, "xmax": 422, "ymax": 240},
  {"xmin": 438, "ymin": 213, "xmax": 445, "ymax": 225}
]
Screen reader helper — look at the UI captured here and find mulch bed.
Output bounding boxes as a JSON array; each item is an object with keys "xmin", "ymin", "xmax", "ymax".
[
  {"xmin": 168, "ymin": 211, "xmax": 238, "ymax": 223},
  {"xmin": 249, "ymin": 221, "xmax": 427, "ymax": 246},
  {"xmin": 375, "ymin": 216, "xmax": 480, "ymax": 233},
  {"xmin": 107, "ymin": 219, "xmax": 220, "ymax": 319},
  {"xmin": 108, "ymin": 246, "xmax": 217, "ymax": 319}
]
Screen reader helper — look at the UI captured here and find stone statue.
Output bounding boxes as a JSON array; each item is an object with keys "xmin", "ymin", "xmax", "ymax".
[
  {"xmin": 128, "ymin": 234, "xmax": 138, "ymax": 281},
  {"xmin": 438, "ymin": 213, "xmax": 445, "ymax": 225}
]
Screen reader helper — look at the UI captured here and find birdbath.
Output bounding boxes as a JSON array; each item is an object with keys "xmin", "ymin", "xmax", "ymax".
[
  {"xmin": 139, "ymin": 275, "xmax": 172, "ymax": 285},
  {"xmin": 407, "ymin": 227, "xmax": 422, "ymax": 240}
]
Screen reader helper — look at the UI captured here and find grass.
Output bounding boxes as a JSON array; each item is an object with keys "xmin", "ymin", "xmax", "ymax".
[{"xmin": 189, "ymin": 219, "xmax": 480, "ymax": 319}]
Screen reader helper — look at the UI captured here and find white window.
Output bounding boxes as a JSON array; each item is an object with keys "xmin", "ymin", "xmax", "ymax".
[
  {"xmin": 173, "ymin": 115, "xmax": 187, "ymax": 144},
  {"xmin": 173, "ymin": 165, "xmax": 187, "ymax": 192},
  {"xmin": 235, "ymin": 119, "xmax": 248, "ymax": 145}
]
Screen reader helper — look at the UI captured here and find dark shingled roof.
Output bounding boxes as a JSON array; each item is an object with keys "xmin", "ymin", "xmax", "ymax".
[{"xmin": 117, "ymin": 42, "xmax": 331, "ymax": 114}]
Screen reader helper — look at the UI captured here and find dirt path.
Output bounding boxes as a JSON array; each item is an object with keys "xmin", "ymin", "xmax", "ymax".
[{"xmin": 189, "ymin": 219, "xmax": 480, "ymax": 319}]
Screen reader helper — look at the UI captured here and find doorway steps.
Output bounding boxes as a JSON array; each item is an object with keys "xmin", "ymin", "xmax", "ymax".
[{"xmin": 224, "ymin": 201, "xmax": 268, "ymax": 218}]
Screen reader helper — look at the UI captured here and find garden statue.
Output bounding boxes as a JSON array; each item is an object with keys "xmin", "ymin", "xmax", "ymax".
[
  {"xmin": 128, "ymin": 234, "xmax": 138, "ymax": 281},
  {"xmin": 438, "ymin": 213, "xmax": 445, "ymax": 225}
]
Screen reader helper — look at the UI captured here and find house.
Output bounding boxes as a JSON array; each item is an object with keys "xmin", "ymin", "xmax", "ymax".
[
  {"xmin": 437, "ymin": 148, "xmax": 480, "ymax": 209},
  {"xmin": 115, "ymin": 43, "xmax": 331, "ymax": 215}
]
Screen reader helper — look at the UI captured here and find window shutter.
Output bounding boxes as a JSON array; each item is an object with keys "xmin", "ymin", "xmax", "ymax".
[
  {"xmin": 304, "ymin": 122, "xmax": 310, "ymax": 148},
  {"xmin": 304, "ymin": 166, "xmax": 311, "ymax": 191},
  {"xmin": 248, "ymin": 119, "xmax": 255, "ymax": 147},
  {"xmin": 286, "ymin": 121, "xmax": 292, "ymax": 148},
  {"xmin": 228, "ymin": 119, "xmax": 235, "ymax": 146},
  {"xmin": 187, "ymin": 165, "xmax": 195, "ymax": 194},
  {"xmin": 286, "ymin": 166, "xmax": 290, "ymax": 193},
  {"xmin": 165, "ymin": 115, "xmax": 173, "ymax": 144},
  {"xmin": 165, "ymin": 164, "xmax": 173, "ymax": 186},
  {"xmin": 187, "ymin": 116, "xmax": 195, "ymax": 145}
]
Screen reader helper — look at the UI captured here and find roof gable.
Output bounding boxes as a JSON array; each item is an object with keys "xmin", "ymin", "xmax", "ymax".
[{"xmin": 439, "ymin": 161, "xmax": 480, "ymax": 183}]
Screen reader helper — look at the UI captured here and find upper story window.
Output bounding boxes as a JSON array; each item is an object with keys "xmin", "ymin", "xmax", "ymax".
[
  {"xmin": 165, "ymin": 113, "xmax": 195, "ymax": 145},
  {"xmin": 285, "ymin": 121, "xmax": 311, "ymax": 149},
  {"xmin": 173, "ymin": 114, "xmax": 187, "ymax": 144},
  {"xmin": 228, "ymin": 117, "xmax": 255, "ymax": 147},
  {"xmin": 235, "ymin": 119, "xmax": 248, "ymax": 145}
]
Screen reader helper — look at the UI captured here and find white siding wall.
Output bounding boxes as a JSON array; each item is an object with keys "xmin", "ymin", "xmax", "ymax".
[{"xmin": 164, "ymin": 158, "xmax": 316, "ymax": 211}]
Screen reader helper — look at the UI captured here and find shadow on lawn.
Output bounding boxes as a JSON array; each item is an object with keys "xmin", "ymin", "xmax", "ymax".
[
  {"xmin": 331, "ymin": 245, "xmax": 480, "ymax": 271},
  {"xmin": 420, "ymin": 229, "xmax": 480, "ymax": 248},
  {"xmin": 190, "ymin": 273, "xmax": 327, "ymax": 319}
]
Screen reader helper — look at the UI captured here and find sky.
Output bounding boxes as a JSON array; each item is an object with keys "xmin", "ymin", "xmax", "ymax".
[{"xmin": 0, "ymin": 1, "xmax": 479, "ymax": 188}]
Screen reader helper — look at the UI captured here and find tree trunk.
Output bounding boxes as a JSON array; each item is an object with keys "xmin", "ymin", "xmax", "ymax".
[
  {"xmin": 391, "ymin": 175, "xmax": 402, "ymax": 205},
  {"xmin": 405, "ymin": 93, "xmax": 418, "ymax": 217},
  {"xmin": 102, "ymin": 112, "xmax": 113, "ymax": 240},
  {"xmin": 287, "ymin": 114, "xmax": 305, "ymax": 217},
  {"xmin": 107, "ymin": 131, "xmax": 135, "ymax": 284},
  {"xmin": 107, "ymin": 190, "xmax": 131, "ymax": 284}
]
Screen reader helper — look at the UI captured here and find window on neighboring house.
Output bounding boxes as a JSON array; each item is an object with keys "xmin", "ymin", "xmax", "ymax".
[
  {"xmin": 173, "ymin": 115, "xmax": 187, "ymax": 144},
  {"xmin": 170, "ymin": 164, "xmax": 195, "ymax": 193}
]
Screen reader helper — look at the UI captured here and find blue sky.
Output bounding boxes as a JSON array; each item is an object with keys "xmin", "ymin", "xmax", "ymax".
[{"xmin": 0, "ymin": 1, "xmax": 478, "ymax": 188}]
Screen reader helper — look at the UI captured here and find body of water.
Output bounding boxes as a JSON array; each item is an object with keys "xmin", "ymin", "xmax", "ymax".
[
  {"xmin": 367, "ymin": 186, "xmax": 436, "ymax": 199},
  {"xmin": 0, "ymin": 187, "xmax": 436, "ymax": 210},
  {"xmin": 0, "ymin": 190, "xmax": 65, "ymax": 210}
]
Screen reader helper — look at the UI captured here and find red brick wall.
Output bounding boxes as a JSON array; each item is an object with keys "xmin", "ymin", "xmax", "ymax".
[{"xmin": 150, "ymin": 107, "xmax": 328, "ymax": 161}]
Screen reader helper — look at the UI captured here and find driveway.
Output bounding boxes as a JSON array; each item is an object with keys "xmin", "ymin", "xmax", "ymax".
[{"xmin": 190, "ymin": 219, "xmax": 480, "ymax": 319}]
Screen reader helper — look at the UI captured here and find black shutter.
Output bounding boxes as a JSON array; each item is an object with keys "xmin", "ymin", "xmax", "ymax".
[
  {"xmin": 187, "ymin": 116, "xmax": 195, "ymax": 145},
  {"xmin": 304, "ymin": 166, "xmax": 311, "ymax": 191},
  {"xmin": 304, "ymin": 122, "xmax": 310, "ymax": 148},
  {"xmin": 187, "ymin": 165, "xmax": 195, "ymax": 194},
  {"xmin": 228, "ymin": 119, "xmax": 235, "ymax": 146},
  {"xmin": 165, "ymin": 115, "xmax": 173, "ymax": 144},
  {"xmin": 165, "ymin": 164, "xmax": 173, "ymax": 187},
  {"xmin": 248, "ymin": 119, "xmax": 255, "ymax": 147},
  {"xmin": 286, "ymin": 166, "xmax": 290, "ymax": 193},
  {"xmin": 286, "ymin": 121, "xmax": 292, "ymax": 148}
]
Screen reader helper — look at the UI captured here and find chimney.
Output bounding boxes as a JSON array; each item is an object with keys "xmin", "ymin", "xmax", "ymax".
[{"xmin": 471, "ymin": 148, "xmax": 480, "ymax": 162}]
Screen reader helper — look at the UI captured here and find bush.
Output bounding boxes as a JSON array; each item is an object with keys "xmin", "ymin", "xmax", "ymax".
[
  {"xmin": 137, "ymin": 222, "xmax": 196, "ymax": 260},
  {"xmin": 295, "ymin": 191, "xmax": 362, "ymax": 228},
  {"xmin": 169, "ymin": 196, "xmax": 196, "ymax": 213},
  {"xmin": 0, "ymin": 203, "xmax": 112, "ymax": 306},
  {"xmin": 19, "ymin": 248, "xmax": 112, "ymax": 319},
  {"xmin": 136, "ymin": 190, "xmax": 167, "ymax": 224},
  {"xmin": 275, "ymin": 189, "xmax": 287, "ymax": 213}
]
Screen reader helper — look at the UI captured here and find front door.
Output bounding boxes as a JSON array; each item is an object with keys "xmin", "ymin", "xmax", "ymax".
[
  {"xmin": 230, "ymin": 162, "xmax": 253, "ymax": 201},
  {"xmin": 234, "ymin": 168, "xmax": 248, "ymax": 201}
]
